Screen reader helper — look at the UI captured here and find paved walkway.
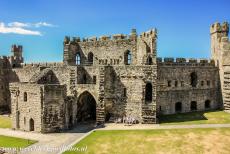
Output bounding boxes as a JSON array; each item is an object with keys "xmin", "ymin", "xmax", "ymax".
[
  {"xmin": 1, "ymin": 123, "xmax": 230, "ymax": 154},
  {"xmin": 0, "ymin": 123, "xmax": 95, "ymax": 154}
]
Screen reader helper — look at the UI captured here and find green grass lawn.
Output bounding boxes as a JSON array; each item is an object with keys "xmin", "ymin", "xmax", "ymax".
[
  {"xmin": 0, "ymin": 115, "xmax": 11, "ymax": 128},
  {"xmin": 0, "ymin": 135, "xmax": 36, "ymax": 148},
  {"xmin": 63, "ymin": 128, "xmax": 230, "ymax": 154},
  {"xmin": 159, "ymin": 110, "xmax": 230, "ymax": 125}
]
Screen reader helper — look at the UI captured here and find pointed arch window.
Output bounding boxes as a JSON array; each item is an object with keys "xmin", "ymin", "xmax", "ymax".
[
  {"xmin": 147, "ymin": 56, "xmax": 153, "ymax": 65},
  {"xmin": 88, "ymin": 52, "xmax": 93, "ymax": 64},
  {"xmin": 24, "ymin": 92, "xmax": 27, "ymax": 102},
  {"xmin": 124, "ymin": 50, "xmax": 131, "ymax": 65},
  {"xmin": 145, "ymin": 83, "xmax": 152, "ymax": 102},
  {"xmin": 76, "ymin": 53, "xmax": 81, "ymax": 65},
  {"xmin": 190, "ymin": 72, "xmax": 198, "ymax": 87}
]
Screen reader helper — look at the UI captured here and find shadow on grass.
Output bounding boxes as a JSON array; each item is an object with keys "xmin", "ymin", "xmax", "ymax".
[{"xmin": 159, "ymin": 110, "xmax": 221, "ymax": 124}]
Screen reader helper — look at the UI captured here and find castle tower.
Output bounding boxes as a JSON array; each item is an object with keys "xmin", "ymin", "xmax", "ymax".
[
  {"xmin": 9, "ymin": 44, "xmax": 24, "ymax": 67},
  {"xmin": 137, "ymin": 28, "xmax": 157, "ymax": 65},
  {"xmin": 210, "ymin": 22, "xmax": 230, "ymax": 111}
]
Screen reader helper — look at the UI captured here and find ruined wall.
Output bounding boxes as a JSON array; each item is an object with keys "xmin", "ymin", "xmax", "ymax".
[
  {"xmin": 10, "ymin": 83, "xmax": 43, "ymax": 132},
  {"xmin": 0, "ymin": 56, "xmax": 11, "ymax": 113},
  {"xmin": 103, "ymin": 65, "xmax": 157, "ymax": 123},
  {"xmin": 63, "ymin": 29, "xmax": 157, "ymax": 67},
  {"xmin": 157, "ymin": 58, "xmax": 220, "ymax": 115},
  {"xmin": 42, "ymin": 85, "xmax": 67, "ymax": 133}
]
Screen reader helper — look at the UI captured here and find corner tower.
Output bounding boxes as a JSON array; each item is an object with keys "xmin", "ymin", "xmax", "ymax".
[
  {"xmin": 9, "ymin": 44, "xmax": 24, "ymax": 67},
  {"xmin": 210, "ymin": 22, "xmax": 230, "ymax": 111}
]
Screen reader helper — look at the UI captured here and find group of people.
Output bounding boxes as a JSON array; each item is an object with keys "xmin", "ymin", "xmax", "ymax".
[{"xmin": 115, "ymin": 116, "xmax": 137, "ymax": 125}]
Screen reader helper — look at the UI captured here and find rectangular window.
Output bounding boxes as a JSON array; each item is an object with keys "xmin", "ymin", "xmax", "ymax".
[
  {"xmin": 168, "ymin": 81, "xmax": 171, "ymax": 87},
  {"xmin": 124, "ymin": 88, "xmax": 127, "ymax": 97},
  {"xmin": 93, "ymin": 76, "xmax": 96, "ymax": 84},
  {"xmin": 175, "ymin": 81, "xmax": 178, "ymax": 87},
  {"xmin": 207, "ymin": 80, "xmax": 210, "ymax": 86},
  {"xmin": 201, "ymin": 81, "xmax": 204, "ymax": 86}
]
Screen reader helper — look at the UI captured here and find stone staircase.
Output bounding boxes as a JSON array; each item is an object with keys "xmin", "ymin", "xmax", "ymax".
[
  {"xmin": 223, "ymin": 72, "xmax": 230, "ymax": 111},
  {"xmin": 141, "ymin": 104, "xmax": 156, "ymax": 124},
  {"xmin": 96, "ymin": 67, "xmax": 105, "ymax": 124},
  {"xmin": 69, "ymin": 68, "xmax": 76, "ymax": 95}
]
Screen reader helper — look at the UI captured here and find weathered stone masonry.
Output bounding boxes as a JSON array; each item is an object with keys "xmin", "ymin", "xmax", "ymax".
[{"xmin": 0, "ymin": 22, "xmax": 229, "ymax": 132}]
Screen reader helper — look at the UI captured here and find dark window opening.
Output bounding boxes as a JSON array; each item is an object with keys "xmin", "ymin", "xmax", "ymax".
[
  {"xmin": 145, "ymin": 83, "xmax": 152, "ymax": 102},
  {"xmin": 168, "ymin": 81, "xmax": 171, "ymax": 87},
  {"xmin": 205, "ymin": 100, "xmax": 211, "ymax": 109},
  {"xmin": 201, "ymin": 81, "xmax": 204, "ymax": 86},
  {"xmin": 24, "ymin": 117, "xmax": 26, "ymax": 125},
  {"xmin": 190, "ymin": 101, "xmax": 197, "ymax": 111},
  {"xmin": 88, "ymin": 52, "xmax": 93, "ymax": 64},
  {"xmin": 207, "ymin": 80, "xmax": 210, "ymax": 86},
  {"xmin": 124, "ymin": 88, "xmax": 127, "ymax": 97},
  {"xmin": 83, "ymin": 74, "xmax": 87, "ymax": 84},
  {"xmin": 24, "ymin": 92, "xmax": 27, "ymax": 102},
  {"xmin": 191, "ymin": 72, "xmax": 198, "ymax": 87},
  {"xmin": 76, "ymin": 53, "xmax": 81, "ymax": 65},
  {"xmin": 175, "ymin": 81, "xmax": 178, "ymax": 87},
  {"xmin": 175, "ymin": 102, "xmax": 182, "ymax": 112},
  {"xmin": 147, "ymin": 56, "xmax": 153, "ymax": 65},
  {"xmin": 93, "ymin": 76, "xmax": 96, "ymax": 84},
  {"xmin": 29, "ymin": 118, "xmax": 34, "ymax": 131},
  {"xmin": 124, "ymin": 50, "xmax": 131, "ymax": 65},
  {"xmin": 159, "ymin": 106, "xmax": 162, "ymax": 111}
]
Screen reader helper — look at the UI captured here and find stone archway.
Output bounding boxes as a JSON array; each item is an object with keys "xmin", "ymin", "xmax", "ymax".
[
  {"xmin": 77, "ymin": 91, "xmax": 96, "ymax": 123},
  {"xmin": 29, "ymin": 118, "xmax": 34, "ymax": 131}
]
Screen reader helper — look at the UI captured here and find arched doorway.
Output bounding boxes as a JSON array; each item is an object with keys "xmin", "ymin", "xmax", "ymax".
[
  {"xmin": 205, "ymin": 100, "xmax": 211, "ymax": 109},
  {"xmin": 175, "ymin": 102, "xmax": 182, "ymax": 113},
  {"xmin": 145, "ymin": 83, "xmax": 152, "ymax": 102},
  {"xmin": 190, "ymin": 101, "xmax": 197, "ymax": 111},
  {"xmin": 77, "ymin": 91, "xmax": 96, "ymax": 123},
  {"xmin": 29, "ymin": 118, "xmax": 34, "ymax": 131}
]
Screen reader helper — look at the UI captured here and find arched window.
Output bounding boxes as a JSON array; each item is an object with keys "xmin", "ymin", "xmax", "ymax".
[
  {"xmin": 147, "ymin": 56, "xmax": 153, "ymax": 65},
  {"xmin": 29, "ymin": 118, "xmax": 34, "ymax": 131},
  {"xmin": 24, "ymin": 92, "xmax": 27, "ymax": 102},
  {"xmin": 88, "ymin": 52, "xmax": 93, "ymax": 64},
  {"xmin": 190, "ymin": 101, "xmax": 197, "ymax": 111},
  {"xmin": 175, "ymin": 102, "xmax": 182, "ymax": 112},
  {"xmin": 76, "ymin": 53, "xmax": 81, "ymax": 65},
  {"xmin": 205, "ymin": 100, "xmax": 211, "ymax": 109},
  {"xmin": 145, "ymin": 83, "xmax": 152, "ymax": 102},
  {"xmin": 190, "ymin": 72, "xmax": 198, "ymax": 87},
  {"xmin": 124, "ymin": 50, "xmax": 131, "ymax": 65}
]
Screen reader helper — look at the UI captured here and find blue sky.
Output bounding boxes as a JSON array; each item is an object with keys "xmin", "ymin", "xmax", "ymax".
[{"xmin": 0, "ymin": 0, "xmax": 229, "ymax": 62}]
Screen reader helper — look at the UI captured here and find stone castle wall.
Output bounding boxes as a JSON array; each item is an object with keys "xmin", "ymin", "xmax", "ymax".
[
  {"xmin": 0, "ymin": 22, "xmax": 229, "ymax": 132},
  {"xmin": 10, "ymin": 83, "xmax": 43, "ymax": 132},
  {"xmin": 157, "ymin": 58, "xmax": 220, "ymax": 114}
]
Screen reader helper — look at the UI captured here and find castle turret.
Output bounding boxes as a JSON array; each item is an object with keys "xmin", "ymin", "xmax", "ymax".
[
  {"xmin": 10, "ymin": 44, "xmax": 24, "ymax": 68},
  {"xmin": 210, "ymin": 22, "xmax": 230, "ymax": 111},
  {"xmin": 137, "ymin": 28, "xmax": 157, "ymax": 65}
]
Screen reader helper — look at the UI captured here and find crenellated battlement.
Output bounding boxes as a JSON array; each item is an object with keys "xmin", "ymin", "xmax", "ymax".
[
  {"xmin": 63, "ymin": 28, "xmax": 157, "ymax": 45},
  {"xmin": 19, "ymin": 62, "xmax": 64, "ymax": 68},
  {"xmin": 210, "ymin": 22, "xmax": 229, "ymax": 36},
  {"xmin": 157, "ymin": 57, "xmax": 215, "ymax": 66},
  {"xmin": 11, "ymin": 44, "xmax": 23, "ymax": 53}
]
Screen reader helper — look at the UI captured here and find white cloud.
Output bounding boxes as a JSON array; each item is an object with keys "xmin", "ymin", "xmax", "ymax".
[
  {"xmin": 0, "ymin": 21, "xmax": 56, "ymax": 36},
  {"xmin": 8, "ymin": 22, "xmax": 56, "ymax": 28},
  {"xmin": 0, "ymin": 22, "xmax": 42, "ymax": 36},
  {"xmin": 33, "ymin": 22, "xmax": 56, "ymax": 28},
  {"xmin": 8, "ymin": 22, "xmax": 29, "ymax": 28}
]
